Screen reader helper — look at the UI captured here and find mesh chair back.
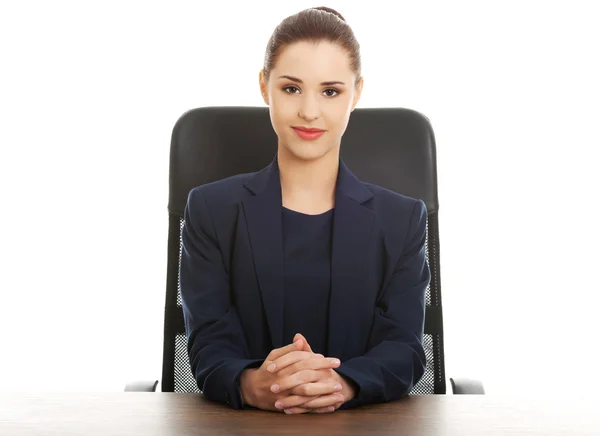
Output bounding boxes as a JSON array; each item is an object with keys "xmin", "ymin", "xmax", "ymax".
[{"xmin": 163, "ymin": 107, "xmax": 446, "ymax": 395}]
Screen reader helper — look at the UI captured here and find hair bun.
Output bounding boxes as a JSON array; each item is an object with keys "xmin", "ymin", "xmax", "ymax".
[{"xmin": 312, "ymin": 6, "xmax": 346, "ymax": 22}]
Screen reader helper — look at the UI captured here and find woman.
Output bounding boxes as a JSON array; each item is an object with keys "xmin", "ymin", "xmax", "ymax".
[{"xmin": 180, "ymin": 6, "xmax": 430, "ymax": 414}]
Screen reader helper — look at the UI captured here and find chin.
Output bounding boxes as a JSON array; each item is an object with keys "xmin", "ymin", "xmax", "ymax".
[
  {"xmin": 284, "ymin": 145, "xmax": 331, "ymax": 162},
  {"xmin": 281, "ymin": 137, "xmax": 338, "ymax": 162}
]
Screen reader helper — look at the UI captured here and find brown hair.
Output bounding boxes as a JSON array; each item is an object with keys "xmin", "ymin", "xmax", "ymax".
[{"xmin": 262, "ymin": 6, "xmax": 361, "ymax": 85}]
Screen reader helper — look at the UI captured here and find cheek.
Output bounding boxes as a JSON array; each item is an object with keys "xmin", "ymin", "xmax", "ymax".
[
  {"xmin": 270, "ymin": 95, "xmax": 297, "ymax": 126},
  {"xmin": 324, "ymin": 103, "xmax": 351, "ymax": 132}
]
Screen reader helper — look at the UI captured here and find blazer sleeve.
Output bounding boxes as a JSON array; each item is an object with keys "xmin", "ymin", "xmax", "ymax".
[
  {"xmin": 335, "ymin": 199, "xmax": 430, "ymax": 409},
  {"xmin": 180, "ymin": 188, "xmax": 263, "ymax": 409}
]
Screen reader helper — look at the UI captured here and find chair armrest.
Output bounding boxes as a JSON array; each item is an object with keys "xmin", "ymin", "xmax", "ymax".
[
  {"xmin": 124, "ymin": 380, "xmax": 159, "ymax": 392},
  {"xmin": 449, "ymin": 377, "xmax": 485, "ymax": 394}
]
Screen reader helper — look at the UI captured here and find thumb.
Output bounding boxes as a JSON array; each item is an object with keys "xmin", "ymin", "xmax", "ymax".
[{"xmin": 293, "ymin": 333, "xmax": 313, "ymax": 353}]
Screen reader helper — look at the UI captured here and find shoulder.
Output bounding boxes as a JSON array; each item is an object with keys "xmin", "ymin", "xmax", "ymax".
[
  {"xmin": 361, "ymin": 182, "xmax": 427, "ymax": 245},
  {"xmin": 186, "ymin": 172, "xmax": 255, "ymax": 214},
  {"xmin": 363, "ymin": 182, "xmax": 426, "ymax": 218}
]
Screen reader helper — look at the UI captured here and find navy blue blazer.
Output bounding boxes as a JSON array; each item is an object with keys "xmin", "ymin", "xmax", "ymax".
[{"xmin": 180, "ymin": 156, "xmax": 430, "ymax": 410}]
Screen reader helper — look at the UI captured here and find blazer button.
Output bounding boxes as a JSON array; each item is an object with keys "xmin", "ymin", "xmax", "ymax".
[{"xmin": 225, "ymin": 392, "xmax": 230, "ymax": 404}]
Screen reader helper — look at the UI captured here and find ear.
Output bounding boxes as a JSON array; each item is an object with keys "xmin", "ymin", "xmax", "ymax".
[
  {"xmin": 350, "ymin": 76, "xmax": 364, "ymax": 112},
  {"xmin": 259, "ymin": 69, "xmax": 269, "ymax": 105}
]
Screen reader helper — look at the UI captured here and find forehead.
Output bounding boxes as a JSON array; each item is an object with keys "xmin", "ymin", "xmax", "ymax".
[{"xmin": 274, "ymin": 41, "xmax": 353, "ymax": 81}]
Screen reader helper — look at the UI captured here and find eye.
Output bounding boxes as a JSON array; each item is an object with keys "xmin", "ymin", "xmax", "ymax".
[
  {"xmin": 283, "ymin": 86, "xmax": 300, "ymax": 94},
  {"xmin": 323, "ymin": 88, "xmax": 340, "ymax": 97}
]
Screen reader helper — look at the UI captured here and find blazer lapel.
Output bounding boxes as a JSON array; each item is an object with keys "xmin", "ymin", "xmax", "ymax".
[
  {"xmin": 242, "ymin": 157, "xmax": 285, "ymax": 349},
  {"xmin": 328, "ymin": 161, "xmax": 377, "ymax": 359}
]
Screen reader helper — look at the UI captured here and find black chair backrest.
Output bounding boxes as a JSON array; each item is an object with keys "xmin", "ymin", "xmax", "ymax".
[{"xmin": 163, "ymin": 106, "xmax": 446, "ymax": 395}]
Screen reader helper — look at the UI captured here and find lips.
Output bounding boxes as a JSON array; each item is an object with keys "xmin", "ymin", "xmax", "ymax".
[
  {"xmin": 292, "ymin": 126, "xmax": 325, "ymax": 140},
  {"xmin": 293, "ymin": 126, "xmax": 325, "ymax": 133}
]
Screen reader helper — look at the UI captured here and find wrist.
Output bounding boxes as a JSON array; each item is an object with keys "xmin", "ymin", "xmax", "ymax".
[
  {"xmin": 239, "ymin": 368, "xmax": 257, "ymax": 407},
  {"xmin": 336, "ymin": 372, "xmax": 358, "ymax": 402}
]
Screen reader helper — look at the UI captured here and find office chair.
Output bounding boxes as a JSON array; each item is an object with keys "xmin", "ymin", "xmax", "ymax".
[{"xmin": 125, "ymin": 106, "xmax": 484, "ymax": 396}]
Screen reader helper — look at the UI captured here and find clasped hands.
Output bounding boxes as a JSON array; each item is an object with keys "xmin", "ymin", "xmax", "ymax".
[{"xmin": 239, "ymin": 333, "xmax": 356, "ymax": 414}]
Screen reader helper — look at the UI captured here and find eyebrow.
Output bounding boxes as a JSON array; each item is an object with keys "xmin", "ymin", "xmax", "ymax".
[{"xmin": 278, "ymin": 75, "xmax": 345, "ymax": 86}]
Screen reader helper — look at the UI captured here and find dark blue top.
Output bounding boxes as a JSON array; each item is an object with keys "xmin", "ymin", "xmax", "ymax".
[
  {"xmin": 282, "ymin": 206, "xmax": 334, "ymax": 355},
  {"xmin": 181, "ymin": 158, "xmax": 430, "ymax": 410}
]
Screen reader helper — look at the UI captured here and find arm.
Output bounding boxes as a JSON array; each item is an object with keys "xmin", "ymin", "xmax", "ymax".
[
  {"xmin": 180, "ymin": 188, "xmax": 262, "ymax": 409},
  {"xmin": 335, "ymin": 199, "xmax": 430, "ymax": 409}
]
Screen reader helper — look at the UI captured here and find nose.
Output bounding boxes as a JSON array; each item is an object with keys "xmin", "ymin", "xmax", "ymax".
[{"xmin": 298, "ymin": 94, "xmax": 320, "ymax": 121}]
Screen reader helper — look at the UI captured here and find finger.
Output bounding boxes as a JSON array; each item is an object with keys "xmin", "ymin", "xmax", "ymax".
[
  {"xmin": 264, "ymin": 339, "xmax": 303, "ymax": 366},
  {"xmin": 297, "ymin": 393, "xmax": 345, "ymax": 410},
  {"xmin": 293, "ymin": 333, "xmax": 313, "ymax": 352},
  {"xmin": 282, "ymin": 407, "xmax": 312, "ymax": 414},
  {"xmin": 272, "ymin": 369, "xmax": 321, "ymax": 393},
  {"xmin": 274, "ymin": 394, "xmax": 320, "ymax": 410},
  {"xmin": 267, "ymin": 350, "xmax": 315, "ymax": 374},
  {"xmin": 283, "ymin": 406, "xmax": 336, "ymax": 414},
  {"xmin": 282, "ymin": 400, "xmax": 341, "ymax": 414},
  {"xmin": 276, "ymin": 355, "xmax": 340, "ymax": 375},
  {"xmin": 289, "ymin": 380, "xmax": 342, "ymax": 397},
  {"xmin": 309, "ymin": 405, "xmax": 338, "ymax": 414},
  {"xmin": 277, "ymin": 392, "xmax": 344, "ymax": 411}
]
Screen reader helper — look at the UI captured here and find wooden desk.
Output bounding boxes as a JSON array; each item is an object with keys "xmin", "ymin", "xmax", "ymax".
[{"xmin": 1, "ymin": 393, "xmax": 598, "ymax": 435}]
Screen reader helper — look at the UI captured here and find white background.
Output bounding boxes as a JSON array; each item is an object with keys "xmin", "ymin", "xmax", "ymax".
[{"xmin": 1, "ymin": 0, "xmax": 599, "ymax": 396}]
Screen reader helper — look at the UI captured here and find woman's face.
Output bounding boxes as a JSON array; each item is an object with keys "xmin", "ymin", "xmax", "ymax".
[{"xmin": 260, "ymin": 41, "xmax": 363, "ymax": 162}]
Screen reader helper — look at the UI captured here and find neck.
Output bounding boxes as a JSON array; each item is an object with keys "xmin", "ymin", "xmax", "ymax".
[{"xmin": 277, "ymin": 147, "xmax": 339, "ymax": 212}]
